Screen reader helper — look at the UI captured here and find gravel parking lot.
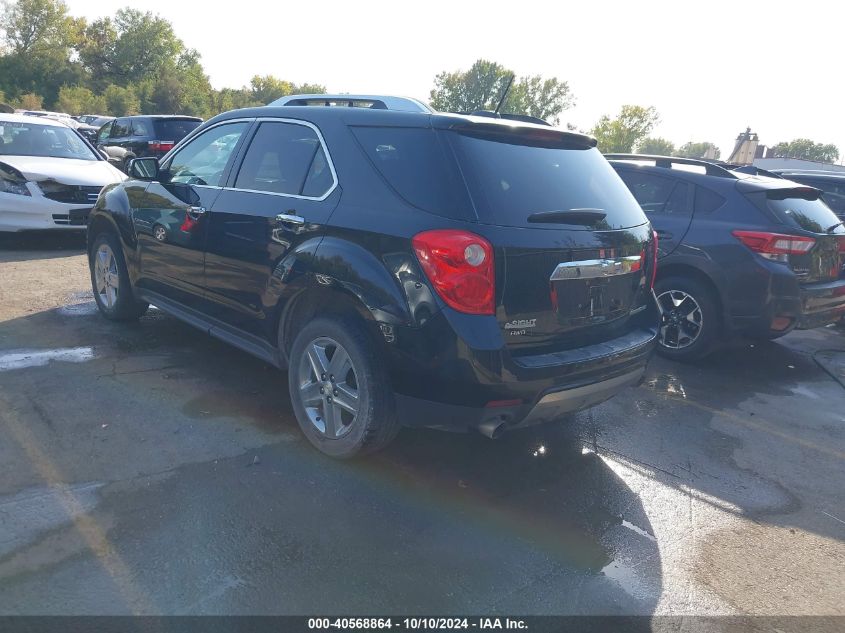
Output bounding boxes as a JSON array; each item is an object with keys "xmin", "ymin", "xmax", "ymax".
[{"xmin": 0, "ymin": 233, "xmax": 844, "ymax": 618}]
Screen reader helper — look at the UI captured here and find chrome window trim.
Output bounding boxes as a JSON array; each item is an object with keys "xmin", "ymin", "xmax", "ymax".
[
  {"xmin": 160, "ymin": 117, "xmax": 255, "ymax": 171},
  {"xmin": 550, "ymin": 256, "xmax": 643, "ymax": 281},
  {"xmin": 225, "ymin": 117, "xmax": 339, "ymax": 202}
]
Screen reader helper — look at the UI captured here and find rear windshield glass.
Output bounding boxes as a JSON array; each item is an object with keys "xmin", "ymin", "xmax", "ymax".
[
  {"xmin": 759, "ymin": 191, "xmax": 842, "ymax": 233},
  {"xmin": 350, "ymin": 126, "xmax": 474, "ymax": 220},
  {"xmin": 153, "ymin": 119, "xmax": 201, "ymax": 141},
  {"xmin": 451, "ymin": 133, "xmax": 648, "ymax": 229}
]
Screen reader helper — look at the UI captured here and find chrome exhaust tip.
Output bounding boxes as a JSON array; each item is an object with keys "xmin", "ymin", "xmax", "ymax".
[{"xmin": 477, "ymin": 419, "xmax": 507, "ymax": 439}]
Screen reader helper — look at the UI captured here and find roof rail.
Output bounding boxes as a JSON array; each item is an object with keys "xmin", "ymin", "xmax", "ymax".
[
  {"xmin": 604, "ymin": 153, "xmax": 738, "ymax": 179},
  {"xmin": 268, "ymin": 94, "xmax": 434, "ymax": 113}
]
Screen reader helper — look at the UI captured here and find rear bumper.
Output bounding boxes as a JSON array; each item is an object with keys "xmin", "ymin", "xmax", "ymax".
[
  {"xmin": 797, "ymin": 278, "xmax": 845, "ymax": 329},
  {"xmin": 391, "ymin": 320, "xmax": 656, "ymax": 432},
  {"xmin": 729, "ymin": 260, "xmax": 845, "ymax": 335}
]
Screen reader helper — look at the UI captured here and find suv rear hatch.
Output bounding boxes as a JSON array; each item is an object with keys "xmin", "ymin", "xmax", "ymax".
[
  {"xmin": 444, "ymin": 121, "xmax": 656, "ymax": 354},
  {"xmin": 740, "ymin": 183, "xmax": 845, "ymax": 284}
]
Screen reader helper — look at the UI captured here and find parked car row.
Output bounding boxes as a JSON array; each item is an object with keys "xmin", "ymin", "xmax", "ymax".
[{"xmin": 4, "ymin": 94, "xmax": 844, "ymax": 457}]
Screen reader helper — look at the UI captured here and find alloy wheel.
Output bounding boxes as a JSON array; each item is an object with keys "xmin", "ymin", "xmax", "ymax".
[
  {"xmin": 297, "ymin": 336, "xmax": 360, "ymax": 439},
  {"xmin": 94, "ymin": 244, "xmax": 119, "ymax": 309},
  {"xmin": 657, "ymin": 289, "xmax": 703, "ymax": 349}
]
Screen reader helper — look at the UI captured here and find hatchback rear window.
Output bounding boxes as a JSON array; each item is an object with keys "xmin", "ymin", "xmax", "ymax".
[
  {"xmin": 751, "ymin": 189, "xmax": 843, "ymax": 233},
  {"xmin": 153, "ymin": 119, "xmax": 201, "ymax": 141},
  {"xmin": 452, "ymin": 133, "xmax": 648, "ymax": 229},
  {"xmin": 350, "ymin": 126, "xmax": 474, "ymax": 220}
]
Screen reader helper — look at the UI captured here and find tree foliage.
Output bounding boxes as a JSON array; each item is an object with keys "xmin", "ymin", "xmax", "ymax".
[
  {"xmin": 430, "ymin": 59, "xmax": 574, "ymax": 124},
  {"xmin": 637, "ymin": 137, "xmax": 675, "ymax": 156},
  {"xmin": 590, "ymin": 105, "xmax": 659, "ymax": 153},
  {"xmin": 771, "ymin": 138, "xmax": 839, "ymax": 164},
  {"xmin": 0, "ymin": 0, "xmax": 325, "ymax": 117},
  {"xmin": 674, "ymin": 141, "xmax": 720, "ymax": 159}
]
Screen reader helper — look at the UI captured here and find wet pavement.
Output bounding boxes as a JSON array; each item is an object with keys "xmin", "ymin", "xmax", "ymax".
[{"xmin": 0, "ymin": 235, "xmax": 844, "ymax": 616}]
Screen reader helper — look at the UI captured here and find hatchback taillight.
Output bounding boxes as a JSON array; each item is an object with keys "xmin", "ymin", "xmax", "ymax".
[
  {"xmin": 732, "ymin": 230, "xmax": 815, "ymax": 262},
  {"xmin": 148, "ymin": 140, "xmax": 175, "ymax": 152},
  {"xmin": 412, "ymin": 229, "xmax": 495, "ymax": 315}
]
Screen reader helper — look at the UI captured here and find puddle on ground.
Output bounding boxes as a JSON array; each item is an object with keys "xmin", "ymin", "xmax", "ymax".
[
  {"xmin": 181, "ymin": 389, "xmax": 295, "ymax": 434},
  {"xmin": 0, "ymin": 347, "xmax": 95, "ymax": 372},
  {"xmin": 644, "ymin": 374, "xmax": 687, "ymax": 398}
]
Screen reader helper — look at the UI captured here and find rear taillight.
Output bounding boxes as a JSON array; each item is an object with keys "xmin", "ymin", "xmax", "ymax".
[
  {"xmin": 732, "ymin": 230, "xmax": 815, "ymax": 262},
  {"xmin": 148, "ymin": 140, "xmax": 175, "ymax": 152},
  {"xmin": 650, "ymin": 230, "xmax": 658, "ymax": 290},
  {"xmin": 412, "ymin": 229, "xmax": 495, "ymax": 315}
]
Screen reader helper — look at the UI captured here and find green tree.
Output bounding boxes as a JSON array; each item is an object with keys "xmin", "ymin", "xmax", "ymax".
[
  {"xmin": 637, "ymin": 137, "xmax": 675, "ymax": 156},
  {"xmin": 771, "ymin": 138, "xmax": 839, "ymax": 164},
  {"xmin": 429, "ymin": 59, "xmax": 573, "ymax": 124},
  {"xmin": 16, "ymin": 92, "xmax": 43, "ymax": 109},
  {"xmin": 0, "ymin": 0, "xmax": 79, "ymax": 56},
  {"xmin": 102, "ymin": 84, "xmax": 139, "ymax": 115},
  {"xmin": 591, "ymin": 105, "xmax": 659, "ymax": 153},
  {"xmin": 675, "ymin": 141, "xmax": 721, "ymax": 159},
  {"xmin": 56, "ymin": 85, "xmax": 106, "ymax": 114},
  {"xmin": 78, "ymin": 9, "xmax": 183, "ymax": 86},
  {"xmin": 247, "ymin": 76, "xmax": 326, "ymax": 105}
]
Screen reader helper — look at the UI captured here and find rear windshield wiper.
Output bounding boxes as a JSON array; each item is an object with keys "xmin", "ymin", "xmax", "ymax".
[
  {"xmin": 826, "ymin": 220, "xmax": 843, "ymax": 233},
  {"xmin": 527, "ymin": 209, "xmax": 607, "ymax": 225}
]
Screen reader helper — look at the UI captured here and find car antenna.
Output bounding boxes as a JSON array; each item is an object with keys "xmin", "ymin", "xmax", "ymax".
[{"xmin": 493, "ymin": 74, "xmax": 515, "ymax": 115}]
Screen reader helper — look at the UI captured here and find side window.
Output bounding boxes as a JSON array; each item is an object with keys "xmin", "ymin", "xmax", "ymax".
[
  {"xmin": 98, "ymin": 121, "xmax": 113, "ymax": 144},
  {"xmin": 617, "ymin": 170, "xmax": 690, "ymax": 215},
  {"xmin": 166, "ymin": 121, "xmax": 249, "ymax": 187},
  {"xmin": 235, "ymin": 121, "xmax": 329, "ymax": 196},
  {"xmin": 111, "ymin": 119, "xmax": 130, "ymax": 138},
  {"xmin": 694, "ymin": 186, "xmax": 725, "ymax": 214},
  {"xmin": 130, "ymin": 119, "xmax": 150, "ymax": 136}
]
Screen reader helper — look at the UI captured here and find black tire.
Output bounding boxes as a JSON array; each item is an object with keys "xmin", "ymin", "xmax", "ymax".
[
  {"xmin": 89, "ymin": 231, "xmax": 149, "ymax": 321},
  {"xmin": 288, "ymin": 315, "xmax": 398, "ymax": 458},
  {"xmin": 654, "ymin": 275, "xmax": 720, "ymax": 361}
]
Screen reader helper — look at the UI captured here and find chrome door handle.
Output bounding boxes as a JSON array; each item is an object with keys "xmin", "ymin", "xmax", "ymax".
[
  {"xmin": 275, "ymin": 212, "xmax": 305, "ymax": 226},
  {"xmin": 187, "ymin": 205, "xmax": 206, "ymax": 218}
]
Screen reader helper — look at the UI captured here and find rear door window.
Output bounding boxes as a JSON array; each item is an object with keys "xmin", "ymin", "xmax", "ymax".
[
  {"xmin": 111, "ymin": 119, "xmax": 130, "ymax": 138},
  {"xmin": 617, "ymin": 170, "xmax": 691, "ymax": 216},
  {"xmin": 235, "ymin": 121, "xmax": 330, "ymax": 196},
  {"xmin": 130, "ymin": 119, "xmax": 151, "ymax": 136},
  {"xmin": 694, "ymin": 186, "xmax": 726, "ymax": 213},
  {"xmin": 351, "ymin": 126, "xmax": 474, "ymax": 220},
  {"xmin": 453, "ymin": 133, "xmax": 646, "ymax": 229}
]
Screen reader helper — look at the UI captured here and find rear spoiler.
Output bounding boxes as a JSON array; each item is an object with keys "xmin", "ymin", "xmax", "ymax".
[{"xmin": 435, "ymin": 117, "xmax": 596, "ymax": 150}]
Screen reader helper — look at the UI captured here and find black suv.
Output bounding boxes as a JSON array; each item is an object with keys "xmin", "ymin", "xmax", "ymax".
[
  {"xmin": 609, "ymin": 155, "xmax": 845, "ymax": 360},
  {"xmin": 86, "ymin": 98, "xmax": 658, "ymax": 457},
  {"xmin": 96, "ymin": 115, "xmax": 202, "ymax": 172}
]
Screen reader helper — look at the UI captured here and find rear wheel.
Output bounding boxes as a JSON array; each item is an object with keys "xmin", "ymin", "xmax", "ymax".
[
  {"xmin": 655, "ymin": 276, "xmax": 719, "ymax": 361},
  {"xmin": 288, "ymin": 315, "xmax": 398, "ymax": 458},
  {"xmin": 89, "ymin": 232, "xmax": 148, "ymax": 321}
]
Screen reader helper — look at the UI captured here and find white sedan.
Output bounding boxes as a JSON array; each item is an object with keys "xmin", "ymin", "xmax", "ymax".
[{"xmin": 0, "ymin": 114, "xmax": 126, "ymax": 232}]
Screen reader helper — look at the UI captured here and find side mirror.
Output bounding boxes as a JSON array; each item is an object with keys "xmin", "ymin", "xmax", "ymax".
[{"xmin": 127, "ymin": 157, "xmax": 160, "ymax": 181}]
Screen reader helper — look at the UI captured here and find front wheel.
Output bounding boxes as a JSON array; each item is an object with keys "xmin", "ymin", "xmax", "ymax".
[
  {"xmin": 89, "ymin": 232, "xmax": 149, "ymax": 321},
  {"xmin": 655, "ymin": 276, "xmax": 719, "ymax": 361},
  {"xmin": 288, "ymin": 315, "xmax": 398, "ymax": 458}
]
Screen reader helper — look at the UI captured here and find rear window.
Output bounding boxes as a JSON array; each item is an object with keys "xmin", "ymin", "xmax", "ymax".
[
  {"xmin": 453, "ymin": 134, "xmax": 648, "ymax": 229},
  {"xmin": 153, "ymin": 119, "xmax": 201, "ymax": 141},
  {"xmin": 350, "ymin": 126, "xmax": 474, "ymax": 220},
  {"xmin": 755, "ymin": 189, "xmax": 843, "ymax": 233}
]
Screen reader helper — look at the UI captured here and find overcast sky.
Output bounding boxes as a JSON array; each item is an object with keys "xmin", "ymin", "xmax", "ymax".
[{"xmin": 65, "ymin": 0, "xmax": 845, "ymax": 161}]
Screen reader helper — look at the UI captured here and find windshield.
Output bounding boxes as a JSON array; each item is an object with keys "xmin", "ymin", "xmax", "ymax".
[
  {"xmin": 0, "ymin": 120, "xmax": 97, "ymax": 161},
  {"xmin": 747, "ymin": 189, "xmax": 845, "ymax": 233},
  {"xmin": 451, "ymin": 132, "xmax": 648, "ymax": 229}
]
